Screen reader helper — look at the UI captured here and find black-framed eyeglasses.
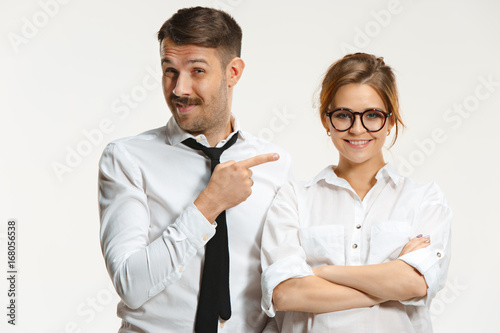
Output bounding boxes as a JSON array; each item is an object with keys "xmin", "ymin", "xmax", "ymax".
[{"xmin": 325, "ymin": 108, "xmax": 392, "ymax": 132}]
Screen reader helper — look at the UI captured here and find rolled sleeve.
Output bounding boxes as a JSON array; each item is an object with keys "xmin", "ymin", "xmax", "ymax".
[
  {"xmin": 261, "ymin": 182, "xmax": 313, "ymax": 317},
  {"xmin": 399, "ymin": 182, "xmax": 452, "ymax": 306},
  {"xmin": 261, "ymin": 256, "xmax": 313, "ymax": 317},
  {"xmin": 398, "ymin": 245, "xmax": 449, "ymax": 306}
]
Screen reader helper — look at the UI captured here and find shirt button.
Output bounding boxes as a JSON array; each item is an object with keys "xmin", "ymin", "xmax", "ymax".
[
  {"xmin": 352, "ymin": 244, "xmax": 358, "ymax": 249},
  {"xmin": 437, "ymin": 252, "xmax": 442, "ymax": 258},
  {"xmin": 220, "ymin": 322, "xmax": 225, "ymax": 328},
  {"xmin": 202, "ymin": 235, "xmax": 209, "ymax": 241},
  {"xmin": 196, "ymin": 136, "xmax": 202, "ymax": 143},
  {"xmin": 179, "ymin": 267, "xmax": 184, "ymax": 273},
  {"xmin": 356, "ymin": 224, "xmax": 361, "ymax": 229}
]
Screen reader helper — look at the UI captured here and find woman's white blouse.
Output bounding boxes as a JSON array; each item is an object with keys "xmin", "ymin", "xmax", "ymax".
[{"xmin": 261, "ymin": 164, "xmax": 452, "ymax": 333}]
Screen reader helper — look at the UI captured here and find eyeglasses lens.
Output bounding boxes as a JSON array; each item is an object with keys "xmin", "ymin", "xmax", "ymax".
[{"xmin": 331, "ymin": 109, "xmax": 386, "ymax": 132}]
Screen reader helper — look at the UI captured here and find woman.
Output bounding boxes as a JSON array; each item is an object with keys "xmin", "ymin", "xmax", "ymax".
[{"xmin": 260, "ymin": 53, "xmax": 452, "ymax": 332}]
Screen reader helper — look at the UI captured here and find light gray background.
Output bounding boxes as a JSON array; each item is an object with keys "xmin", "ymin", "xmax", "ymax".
[{"xmin": 1, "ymin": 0, "xmax": 499, "ymax": 332}]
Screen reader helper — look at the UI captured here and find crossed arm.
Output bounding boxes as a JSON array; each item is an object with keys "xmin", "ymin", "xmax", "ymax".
[
  {"xmin": 271, "ymin": 236, "xmax": 430, "ymax": 313},
  {"xmin": 262, "ymin": 181, "xmax": 451, "ymax": 316},
  {"xmin": 272, "ymin": 275, "xmax": 384, "ymax": 313}
]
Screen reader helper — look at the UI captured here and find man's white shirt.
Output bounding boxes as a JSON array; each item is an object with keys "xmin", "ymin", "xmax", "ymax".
[{"xmin": 99, "ymin": 116, "xmax": 292, "ymax": 332}]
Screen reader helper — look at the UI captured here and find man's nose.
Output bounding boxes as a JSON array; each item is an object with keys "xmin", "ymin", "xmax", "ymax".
[{"xmin": 172, "ymin": 72, "xmax": 192, "ymax": 96}]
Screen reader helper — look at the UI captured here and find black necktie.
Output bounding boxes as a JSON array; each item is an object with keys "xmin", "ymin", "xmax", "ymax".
[{"xmin": 182, "ymin": 133, "xmax": 238, "ymax": 332}]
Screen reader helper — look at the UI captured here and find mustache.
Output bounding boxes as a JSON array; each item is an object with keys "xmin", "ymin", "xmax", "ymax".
[{"xmin": 170, "ymin": 96, "xmax": 202, "ymax": 106}]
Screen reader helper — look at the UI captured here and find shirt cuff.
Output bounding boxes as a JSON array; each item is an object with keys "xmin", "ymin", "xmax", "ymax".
[
  {"xmin": 175, "ymin": 203, "xmax": 216, "ymax": 249},
  {"xmin": 261, "ymin": 255, "xmax": 313, "ymax": 317},
  {"xmin": 398, "ymin": 247, "xmax": 445, "ymax": 306}
]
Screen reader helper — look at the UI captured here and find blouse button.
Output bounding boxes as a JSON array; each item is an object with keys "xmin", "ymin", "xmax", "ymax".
[
  {"xmin": 196, "ymin": 136, "xmax": 202, "ymax": 143},
  {"xmin": 437, "ymin": 252, "xmax": 442, "ymax": 258},
  {"xmin": 352, "ymin": 244, "xmax": 358, "ymax": 249},
  {"xmin": 356, "ymin": 224, "xmax": 361, "ymax": 229},
  {"xmin": 220, "ymin": 322, "xmax": 225, "ymax": 328},
  {"xmin": 203, "ymin": 235, "xmax": 209, "ymax": 241}
]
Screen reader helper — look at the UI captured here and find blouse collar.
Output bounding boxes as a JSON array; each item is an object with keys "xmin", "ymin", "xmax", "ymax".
[{"xmin": 305, "ymin": 163, "xmax": 403, "ymax": 188}]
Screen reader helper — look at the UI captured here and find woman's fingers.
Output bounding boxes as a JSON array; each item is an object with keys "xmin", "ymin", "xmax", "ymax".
[{"xmin": 398, "ymin": 235, "xmax": 431, "ymax": 257}]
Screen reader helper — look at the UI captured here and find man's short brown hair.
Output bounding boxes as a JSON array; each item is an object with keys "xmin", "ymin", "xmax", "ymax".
[{"xmin": 157, "ymin": 6, "xmax": 242, "ymax": 67}]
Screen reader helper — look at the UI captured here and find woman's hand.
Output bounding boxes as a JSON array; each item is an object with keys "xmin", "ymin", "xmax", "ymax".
[
  {"xmin": 311, "ymin": 234, "xmax": 431, "ymax": 301},
  {"xmin": 398, "ymin": 235, "xmax": 430, "ymax": 258}
]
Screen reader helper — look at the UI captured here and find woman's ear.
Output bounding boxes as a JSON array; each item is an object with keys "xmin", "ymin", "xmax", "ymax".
[
  {"xmin": 388, "ymin": 114, "xmax": 395, "ymax": 131},
  {"xmin": 321, "ymin": 113, "xmax": 331, "ymax": 133}
]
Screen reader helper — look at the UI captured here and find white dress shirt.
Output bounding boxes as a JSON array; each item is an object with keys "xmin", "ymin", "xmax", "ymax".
[
  {"xmin": 99, "ymin": 116, "xmax": 292, "ymax": 332},
  {"xmin": 261, "ymin": 164, "xmax": 452, "ymax": 333}
]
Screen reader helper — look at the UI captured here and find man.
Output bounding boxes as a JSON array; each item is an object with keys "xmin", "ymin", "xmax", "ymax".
[{"xmin": 98, "ymin": 6, "xmax": 292, "ymax": 332}]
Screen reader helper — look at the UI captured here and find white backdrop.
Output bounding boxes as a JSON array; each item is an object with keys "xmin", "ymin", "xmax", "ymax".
[{"xmin": 1, "ymin": 0, "xmax": 499, "ymax": 332}]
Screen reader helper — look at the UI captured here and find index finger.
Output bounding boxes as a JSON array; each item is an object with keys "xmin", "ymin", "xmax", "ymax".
[{"xmin": 237, "ymin": 153, "xmax": 280, "ymax": 169}]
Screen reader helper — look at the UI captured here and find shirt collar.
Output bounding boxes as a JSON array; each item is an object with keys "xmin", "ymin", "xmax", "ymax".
[
  {"xmin": 305, "ymin": 163, "xmax": 403, "ymax": 188},
  {"xmin": 165, "ymin": 114, "xmax": 246, "ymax": 148},
  {"xmin": 305, "ymin": 166, "xmax": 344, "ymax": 188},
  {"xmin": 375, "ymin": 163, "xmax": 403, "ymax": 185}
]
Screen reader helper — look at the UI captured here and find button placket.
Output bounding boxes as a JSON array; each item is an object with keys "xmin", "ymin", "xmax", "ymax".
[{"xmin": 349, "ymin": 200, "xmax": 363, "ymax": 265}]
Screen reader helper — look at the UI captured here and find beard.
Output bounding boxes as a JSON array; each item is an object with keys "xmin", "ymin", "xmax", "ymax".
[{"xmin": 167, "ymin": 76, "xmax": 230, "ymax": 136}]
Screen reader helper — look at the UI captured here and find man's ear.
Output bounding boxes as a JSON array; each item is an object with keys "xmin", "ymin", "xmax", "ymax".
[{"xmin": 226, "ymin": 57, "xmax": 245, "ymax": 87}]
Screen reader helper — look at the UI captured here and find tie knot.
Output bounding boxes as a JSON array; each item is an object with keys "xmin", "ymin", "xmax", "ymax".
[
  {"xmin": 200, "ymin": 146, "xmax": 223, "ymax": 161},
  {"xmin": 182, "ymin": 134, "xmax": 238, "ymax": 169}
]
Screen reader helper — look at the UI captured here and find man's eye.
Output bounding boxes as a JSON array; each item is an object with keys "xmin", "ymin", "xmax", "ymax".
[
  {"xmin": 193, "ymin": 68, "xmax": 205, "ymax": 74},
  {"xmin": 164, "ymin": 68, "xmax": 178, "ymax": 76}
]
